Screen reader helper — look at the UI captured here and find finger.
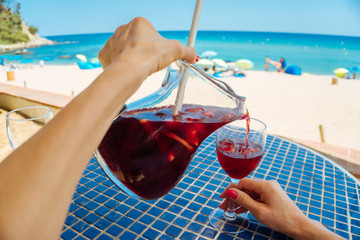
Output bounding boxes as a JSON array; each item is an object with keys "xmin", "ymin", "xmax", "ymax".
[
  {"xmin": 246, "ymin": 190, "xmax": 261, "ymax": 201},
  {"xmin": 168, "ymin": 40, "xmax": 197, "ymax": 64},
  {"xmin": 224, "ymin": 188, "xmax": 263, "ymax": 213},
  {"xmin": 237, "ymin": 178, "xmax": 267, "ymax": 194},
  {"xmin": 218, "ymin": 198, "xmax": 229, "ymax": 211},
  {"xmin": 219, "ymin": 183, "xmax": 238, "ymax": 199},
  {"xmin": 234, "ymin": 206, "xmax": 248, "ymax": 214},
  {"xmin": 219, "ymin": 198, "xmax": 241, "ymax": 210},
  {"xmin": 182, "ymin": 46, "xmax": 197, "ymax": 63},
  {"xmin": 219, "ymin": 198, "xmax": 245, "ymax": 213}
]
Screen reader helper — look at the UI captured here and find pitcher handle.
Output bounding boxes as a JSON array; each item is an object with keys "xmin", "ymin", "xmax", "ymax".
[{"xmin": 181, "ymin": 60, "xmax": 246, "ymax": 102}]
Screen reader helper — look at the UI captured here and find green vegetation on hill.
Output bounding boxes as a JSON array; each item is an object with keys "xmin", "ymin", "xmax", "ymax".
[
  {"xmin": 0, "ymin": 0, "xmax": 37, "ymax": 44},
  {"xmin": 28, "ymin": 26, "xmax": 38, "ymax": 35}
]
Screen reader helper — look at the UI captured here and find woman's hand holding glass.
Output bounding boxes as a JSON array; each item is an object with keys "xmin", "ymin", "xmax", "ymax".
[
  {"xmin": 208, "ymin": 118, "xmax": 266, "ymax": 234},
  {"xmin": 219, "ymin": 178, "xmax": 344, "ymax": 240}
]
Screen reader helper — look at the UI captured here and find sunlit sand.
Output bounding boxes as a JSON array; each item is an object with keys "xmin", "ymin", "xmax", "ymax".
[{"xmin": 1, "ymin": 64, "xmax": 359, "ymax": 162}]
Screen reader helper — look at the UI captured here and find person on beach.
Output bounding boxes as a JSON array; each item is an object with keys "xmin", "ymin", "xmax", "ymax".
[
  {"xmin": 352, "ymin": 72, "xmax": 357, "ymax": 79},
  {"xmin": 0, "ymin": 17, "xmax": 342, "ymax": 240},
  {"xmin": 280, "ymin": 57, "xmax": 287, "ymax": 71},
  {"xmin": 267, "ymin": 56, "xmax": 286, "ymax": 72},
  {"xmin": 264, "ymin": 55, "xmax": 269, "ymax": 71},
  {"xmin": 39, "ymin": 59, "xmax": 45, "ymax": 68}
]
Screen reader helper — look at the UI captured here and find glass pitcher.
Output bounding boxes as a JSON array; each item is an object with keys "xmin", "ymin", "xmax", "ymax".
[{"xmin": 94, "ymin": 60, "xmax": 247, "ymax": 200}]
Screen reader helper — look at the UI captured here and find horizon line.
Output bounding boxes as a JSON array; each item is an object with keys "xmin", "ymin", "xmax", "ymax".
[{"xmin": 43, "ymin": 30, "xmax": 360, "ymax": 39}]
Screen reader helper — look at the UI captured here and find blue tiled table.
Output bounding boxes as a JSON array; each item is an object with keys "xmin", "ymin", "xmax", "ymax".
[{"xmin": 61, "ymin": 134, "xmax": 360, "ymax": 240}]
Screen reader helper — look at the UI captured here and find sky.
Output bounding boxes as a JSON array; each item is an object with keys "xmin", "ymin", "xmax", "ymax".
[{"xmin": 15, "ymin": 0, "xmax": 360, "ymax": 37}]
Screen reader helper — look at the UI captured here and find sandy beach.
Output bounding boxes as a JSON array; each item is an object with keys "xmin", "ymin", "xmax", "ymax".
[{"xmin": 1, "ymin": 64, "xmax": 360, "ymax": 160}]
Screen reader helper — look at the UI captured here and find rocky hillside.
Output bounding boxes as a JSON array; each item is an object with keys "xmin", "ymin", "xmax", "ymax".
[{"xmin": 0, "ymin": 2, "xmax": 54, "ymax": 51}]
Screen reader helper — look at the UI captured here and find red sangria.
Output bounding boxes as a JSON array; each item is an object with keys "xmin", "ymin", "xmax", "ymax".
[
  {"xmin": 209, "ymin": 118, "xmax": 267, "ymax": 234},
  {"xmin": 98, "ymin": 104, "xmax": 242, "ymax": 200},
  {"xmin": 217, "ymin": 139, "xmax": 263, "ymax": 179}
]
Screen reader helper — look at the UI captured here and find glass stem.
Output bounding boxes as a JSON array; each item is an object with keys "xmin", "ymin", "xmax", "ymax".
[{"xmin": 224, "ymin": 199, "xmax": 236, "ymax": 220}]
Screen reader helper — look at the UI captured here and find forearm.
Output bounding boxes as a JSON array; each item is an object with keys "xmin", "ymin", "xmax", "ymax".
[
  {"xmin": 0, "ymin": 16, "xmax": 196, "ymax": 240},
  {"xmin": 292, "ymin": 218, "xmax": 344, "ymax": 240},
  {"xmin": 0, "ymin": 56, "xmax": 150, "ymax": 240}
]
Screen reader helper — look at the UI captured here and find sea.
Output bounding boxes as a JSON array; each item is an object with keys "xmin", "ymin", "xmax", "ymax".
[{"xmin": 4, "ymin": 31, "xmax": 360, "ymax": 75}]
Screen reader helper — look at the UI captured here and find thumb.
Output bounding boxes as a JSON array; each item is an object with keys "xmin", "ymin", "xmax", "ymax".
[{"xmin": 225, "ymin": 188, "xmax": 260, "ymax": 212}]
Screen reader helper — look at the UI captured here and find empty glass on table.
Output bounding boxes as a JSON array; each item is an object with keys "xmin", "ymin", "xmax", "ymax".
[{"xmin": 6, "ymin": 106, "xmax": 53, "ymax": 150}]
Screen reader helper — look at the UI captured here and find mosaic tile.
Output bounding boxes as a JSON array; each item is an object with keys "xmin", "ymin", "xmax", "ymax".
[{"xmin": 61, "ymin": 134, "xmax": 360, "ymax": 240}]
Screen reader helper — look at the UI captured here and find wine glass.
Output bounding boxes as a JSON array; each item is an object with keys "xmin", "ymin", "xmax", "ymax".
[
  {"xmin": 209, "ymin": 118, "xmax": 267, "ymax": 234},
  {"xmin": 6, "ymin": 106, "xmax": 53, "ymax": 150}
]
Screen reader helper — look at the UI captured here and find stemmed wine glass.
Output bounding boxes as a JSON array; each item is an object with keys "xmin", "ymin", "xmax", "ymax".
[
  {"xmin": 209, "ymin": 118, "xmax": 267, "ymax": 234},
  {"xmin": 6, "ymin": 106, "xmax": 53, "ymax": 150}
]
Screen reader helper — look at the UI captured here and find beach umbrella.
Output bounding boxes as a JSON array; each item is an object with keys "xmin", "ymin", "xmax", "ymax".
[
  {"xmin": 0, "ymin": 54, "xmax": 11, "ymax": 59},
  {"xmin": 333, "ymin": 68, "xmax": 348, "ymax": 78},
  {"xmin": 200, "ymin": 50, "xmax": 217, "ymax": 58},
  {"xmin": 20, "ymin": 59, "xmax": 33, "ymax": 64},
  {"xmin": 285, "ymin": 65, "xmax": 302, "ymax": 76},
  {"xmin": 41, "ymin": 57, "xmax": 54, "ymax": 61},
  {"xmin": 235, "ymin": 59, "xmax": 254, "ymax": 70},
  {"xmin": 345, "ymin": 67, "xmax": 353, "ymax": 73},
  {"xmin": 195, "ymin": 58, "xmax": 214, "ymax": 68},
  {"xmin": 352, "ymin": 66, "xmax": 360, "ymax": 72},
  {"xmin": 9, "ymin": 55, "xmax": 22, "ymax": 61},
  {"xmin": 212, "ymin": 58, "xmax": 228, "ymax": 70},
  {"xmin": 76, "ymin": 54, "xmax": 87, "ymax": 62}
]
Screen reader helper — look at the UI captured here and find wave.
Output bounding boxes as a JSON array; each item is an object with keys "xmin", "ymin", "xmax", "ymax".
[{"xmin": 57, "ymin": 41, "xmax": 80, "ymax": 45}]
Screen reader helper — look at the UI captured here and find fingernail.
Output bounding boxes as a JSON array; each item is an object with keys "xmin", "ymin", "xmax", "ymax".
[
  {"xmin": 195, "ymin": 55, "xmax": 200, "ymax": 62},
  {"xmin": 225, "ymin": 189, "xmax": 238, "ymax": 199}
]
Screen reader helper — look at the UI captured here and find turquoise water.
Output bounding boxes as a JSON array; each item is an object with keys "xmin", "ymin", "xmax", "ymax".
[{"xmin": 4, "ymin": 31, "xmax": 360, "ymax": 75}]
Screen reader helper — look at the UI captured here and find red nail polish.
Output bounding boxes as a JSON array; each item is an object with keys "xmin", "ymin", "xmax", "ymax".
[
  {"xmin": 225, "ymin": 189, "xmax": 238, "ymax": 199},
  {"xmin": 195, "ymin": 55, "xmax": 200, "ymax": 62}
]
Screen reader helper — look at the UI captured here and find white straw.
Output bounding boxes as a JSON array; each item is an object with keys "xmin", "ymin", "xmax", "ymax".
[{"xmin": 172, "ymin": 0, "xmax": 204, "ymax": 115}]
